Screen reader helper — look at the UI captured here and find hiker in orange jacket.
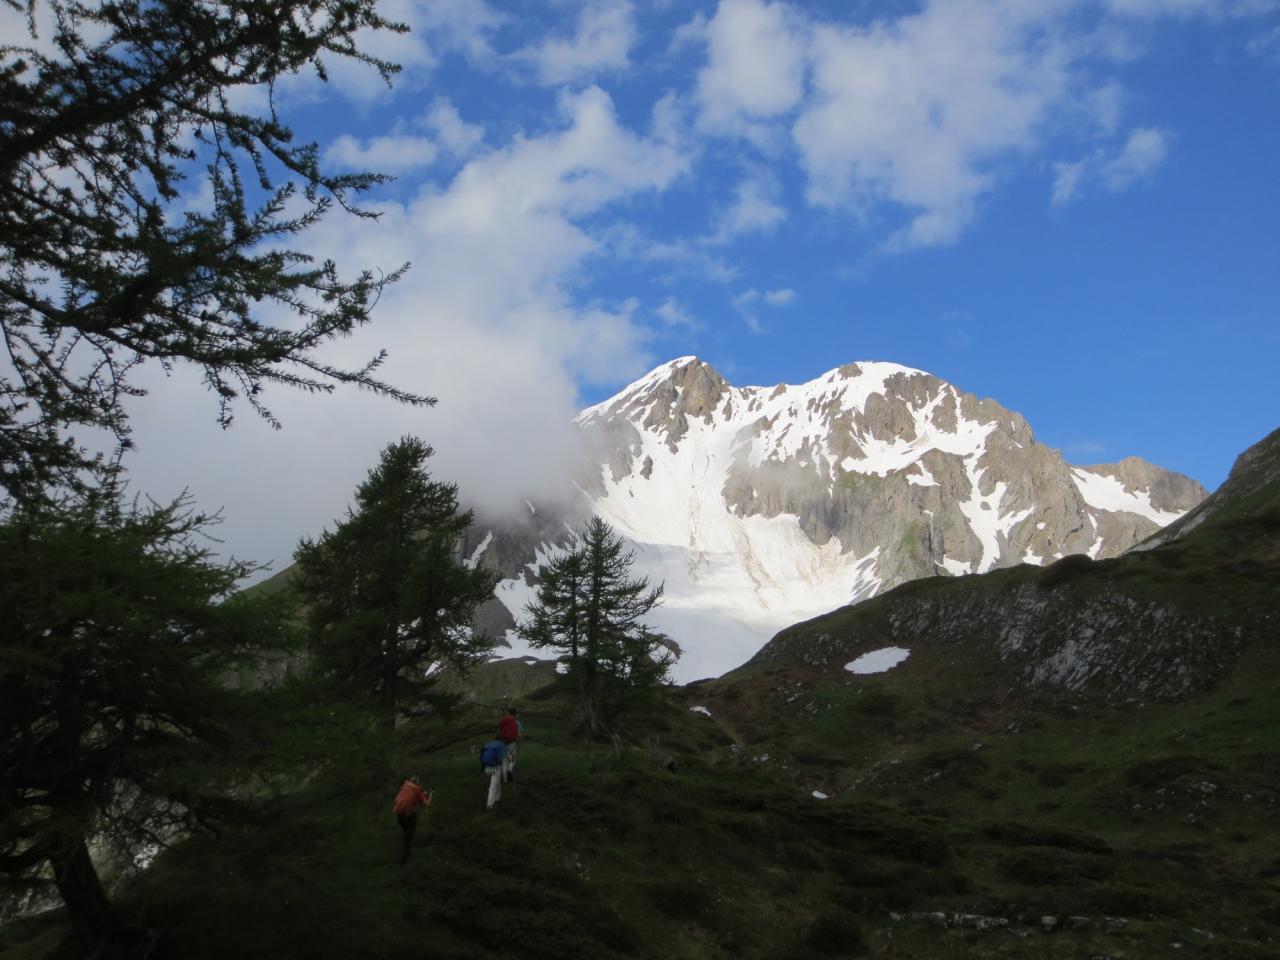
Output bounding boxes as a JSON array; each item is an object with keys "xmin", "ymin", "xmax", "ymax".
[
  {"xmin": 497, "ymin": 707, "xmax": 522, "ymax": 784},
  {"xmin": 392, "ymin": 776, "xmax": 432, "ymax": 864}
]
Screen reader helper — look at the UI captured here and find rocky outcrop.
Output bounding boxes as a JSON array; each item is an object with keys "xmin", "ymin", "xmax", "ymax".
[
  {"xmin": 1131, "ymin": 426, "xmax": 1280, "ymax": 551},
  {"xmin": 577, "ymin": 358, "xmax": 1204, "ymax": 577},
  {"xmin": 751, "ymin": 559, "xmax": 1262, "ymax": 704},
  {"xmin": 478, "ymin": 357, "xmax": 1208, "ymax": 681},
  {"xmin": 751, "ymin": 427, "xmax": 1279, "ymax": 703}
]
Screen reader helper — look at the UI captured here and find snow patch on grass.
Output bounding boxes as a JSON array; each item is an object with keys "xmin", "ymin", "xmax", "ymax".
[{"xmin": 845, "ymin": 647, "xmax": 911, "ymax": 674}]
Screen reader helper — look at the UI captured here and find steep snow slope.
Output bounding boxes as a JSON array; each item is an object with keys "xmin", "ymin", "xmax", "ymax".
[{"xmin": 479, "ymin": 358, "xmax": 1206, "ymax": 682}]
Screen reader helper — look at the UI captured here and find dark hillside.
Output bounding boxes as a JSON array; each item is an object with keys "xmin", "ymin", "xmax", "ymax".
[
  {"xmin": 6, "ymin": 651, "xmax": 1278, "ymax": 959},
  {"xmin": 1135, "ymin": 426, "xmax": 1280, "ymax": 550},
  {"xmin": 4, "ymin": 430, "xmax": 1276, "ymax": 959},
  {"xmin": 745, "ymin": 426, "xmax": 1280, "ymax": 704}
]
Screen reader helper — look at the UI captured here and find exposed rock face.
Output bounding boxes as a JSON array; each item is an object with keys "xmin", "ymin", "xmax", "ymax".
[
  {"xmin": 460, "ymin": 496, "xmax": 590, "ymax": 645},
  {"xmin": 1130, "ymin": 426, "xmax": 1280, "ymax": 551},
  {"xmin": 476, "ymin": 357, "xmax": 1207, "ymax": 682},
  {"xmin": 755, "ymin": 578, "xmax": 1248, "ymax": 703},
  {"xmin": 751, "ymin": 426, "xmax": 1280, "ymax": 704},
  {"xmin": 577, "ymin": 357, "xmax": 1204, "ymax": 576}
]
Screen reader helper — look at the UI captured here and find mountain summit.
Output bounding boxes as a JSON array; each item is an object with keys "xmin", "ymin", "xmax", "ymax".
[{"xmin": 471, "ymin": 357, "xmax": 1206, "ymax": 681}]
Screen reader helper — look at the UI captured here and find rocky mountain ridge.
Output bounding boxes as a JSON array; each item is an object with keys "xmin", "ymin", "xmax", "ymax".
[
  {"xmin": 744, "ymin": 425, "xmax": 1278, "ymax": 706},
  {"xmin": 468, "ymin": 357, "xmax": 1206, "ymax": 682}
]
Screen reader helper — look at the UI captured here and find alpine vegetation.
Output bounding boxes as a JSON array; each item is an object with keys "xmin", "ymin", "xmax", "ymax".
[
  {"xmin": 518, "ymin": 517, "xmax": 673, "ymax": 738},
  {"xmin": 0, "ymin": 4, "xmax": 428, "ymax": 953},
  {"xmin": 2, "ymin": 2, "xmax": 1274, "ymax": 958},
  {"xmin": 0, "ymin": 0, "xmax": 428, "ymax": 506},
  {"xmin": 294, "ymin": 437, "xmax": 497, "ymax": 730},
  {"xmin": 0, "ymin": 487, "xmax": 285, "ymax": 950}
]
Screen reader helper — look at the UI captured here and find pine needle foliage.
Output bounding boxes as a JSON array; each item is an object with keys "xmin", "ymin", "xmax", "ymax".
[
  {"xmin": 293, "ymin": 437, "xmax": 497, "ymax": 731},
  {"xmin": 519, "ymin": 517, "xmax": 673, "ymax": 738},
  {"xmin": 0, "ymin": 0, "xmax": 431, "ymax": 504},
  {"xmin": 0, "ymin": 485, "xmax": 285, "ymax": 951}
]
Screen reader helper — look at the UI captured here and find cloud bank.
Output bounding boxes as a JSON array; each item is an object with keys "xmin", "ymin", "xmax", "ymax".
[
  {"xmin": 123, "ymin": 86, "xmax": 689, "ymax": 575},
  {"xmin": 94, "ymin": 0, "xmax": 1275, "ymax": 578}
]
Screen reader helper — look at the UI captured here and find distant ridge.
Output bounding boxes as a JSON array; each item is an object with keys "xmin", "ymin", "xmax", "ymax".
[{"xmin": 466, "ymin": 357, "xmax": 1207, "ymax": 681}]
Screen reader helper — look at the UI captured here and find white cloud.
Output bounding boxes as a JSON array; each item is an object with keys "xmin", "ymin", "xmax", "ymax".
[
  {"xmin": 1101, "ymin": 126, "xmax": 1169, "ymax": 189},
  {"xmin": 413, "ymin": 0, "xmax": 507, "ymax": 64},
  {"xmin": 732, "ymin": 290, "xmax": 766, "ymax": 333},
  {"xmin": 119, "ymin": 86, "xmax": 690, "ymax": 575},
  {"xmin": 1249, "ymin": 22, "xmax": 1280, "ymax": 57},
  {"xmin": 1051, "ymin": 126, "xmax": 1170, "ymax": 206},
  {"xmin": 422, "ymin": 98, "xmax": 485, "ymax": 158},
  {"xmin": 277, "ymin": 0, "xmax": 506, "ymax": 106},
  {"xmin": 1087, "ymin": 83, "xmax": 1126, "ymax": 136},
  {"xmin": 1247, "ymin": 23, "xmax": 1280, "ymax": 58},
  {"xmin": 1104, "ymin": 0, "xmax": 1276, "ymax": 17},
  {"xmin": 731, "ymin": 286, "xmax": 794, "ymax": 332},
  {"xmin": 324, "ymin": 133, "xmax": 438, "ymax": 173},
  {"xmin": 606, "ymin": 225, "xmax": 741, "ymax": 285},
  {"xmin": 682, "ymin": 0, "xmax": 1268, "ymax": 250},
  {"xmin": 323, "ymin": 99, "xmax": 486, "ymax": 175},
  {"xmin": 710, "ymin": 173, "xmax": 787, "ymax": 241},
  {"xmin": 670, "ymin": 12, "xmax": 710, "ymax": 53},
  {"xmin": 0, "ymin": 2, "xmax": 112, "ymax": 58},
  {"xmin": 656, "ymin": 298, "xmax": 701, "ymax": 330},
  {"xmin": 695, "ymin": 0, "xmax": 808, "ymax": 136},
  {"xmin": 518, "ymin": 1, "xmax": 637, "ymax": 86},
  {"xmin": 1051, "ymin": 159, "xmax": 1088, "ymax": 207},
  {"xmin": 304, "ymin": 0, "xmax": 441, "ymax": 105},
  {"xmin": 794, "ymin": 1, "xmax": 1076, "ymax": 250}
]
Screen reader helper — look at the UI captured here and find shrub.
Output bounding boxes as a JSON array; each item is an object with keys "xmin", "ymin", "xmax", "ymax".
[
  {"xmin": 1124, "ymin": 756, "xmax": 1222, "ymax": 790},
  {"xmin": 803, "ymin": 914, "xmax": 868, "ymax": 956},
  {"xmin": 982, "ymin": 820, "xmax": 1111, "ymax": 853},
  {"xmin": 1037, "ymin": 553, "xmax": 1095, "ymax": 589},
  {"xmin": 643, "ymin": 877, "xmax": 717, "ymax": 922},
  {"xmin": 1003, "ymin": 849, "xmax": 1110, "ymax": 886}
]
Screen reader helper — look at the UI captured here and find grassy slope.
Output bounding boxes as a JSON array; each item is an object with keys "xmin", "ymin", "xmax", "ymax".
[
  {"xmin": 669, "ymin": 429, "xmax": 1280, "ymax": 957},
  {"xmin": 5, "ymin": 656, "xmax": 1276, "ymax": 960},
  {"xmin": 2, "ymin": 686, "xmax": 939, "ymax": 960},
  {"xmin": 4, "ymin": 435, "xmax": 1277, "ymax": 960}
]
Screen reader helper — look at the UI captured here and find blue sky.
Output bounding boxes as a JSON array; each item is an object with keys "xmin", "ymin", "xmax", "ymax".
[{"xmin": 109, "ymin": 0, "xmax": 1280, "ymax": 572}]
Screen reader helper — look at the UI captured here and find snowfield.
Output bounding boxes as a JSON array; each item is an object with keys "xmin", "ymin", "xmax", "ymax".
[
  {"xmin": 845, "ymin": 647, "xmax": 912, "ymax": 674},
  {"xmin": 490, "ymin": 358, "xmax": 1195, "ymax": 683}
]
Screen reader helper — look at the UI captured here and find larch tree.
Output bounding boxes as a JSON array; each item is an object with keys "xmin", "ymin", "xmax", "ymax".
[
  {"xmin": 1, "ymin": 2, "xmax": 431, "ymax": 953},
  {"xmin": 0, "ymin": 0, "xmax": 430, "ymax": 505},
  {"xmin": 293, "ymin": 437, "xmax": 497, "ymax": 730},
  {"xmin": 518, "ymin": 517, "xmax": 673, "ymax": 738},
  {"xmin": 0, "ymin": 489, "xmax": 284, "ymax": 952}
]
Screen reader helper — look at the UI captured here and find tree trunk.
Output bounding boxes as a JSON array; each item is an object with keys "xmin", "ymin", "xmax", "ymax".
[
  {"xmin": 576, "ymin": 667, "xmax": 612, "ymax": 740},
  {"xmin": 575, "ymin": 668, "xmax": 602, "ymax": 739},
  {"xmin": 48, "ymin": 833, "xmax": 118, "ymax": 952},
  {"xmin": 382, "ymin": 623, "xmax": 400, "ymax": 733}
]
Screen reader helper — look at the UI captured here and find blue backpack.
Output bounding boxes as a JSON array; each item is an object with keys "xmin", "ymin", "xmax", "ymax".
[{"xmin": 479, "ymin": 741, "xmax": 505, "ymax": 769}]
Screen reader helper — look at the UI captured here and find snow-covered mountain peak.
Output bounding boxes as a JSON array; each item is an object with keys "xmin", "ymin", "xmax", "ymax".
[
  {"xmin": 580, "ymin": 358, "xmax": 1027, "ymax": 494},
  {"xmin": 476, "ymin": 358, "xmax": 1208, "ymax": 682},
  {"xmin": 577, "ymin": 356, "xmax": 717, "ymax": 424}
]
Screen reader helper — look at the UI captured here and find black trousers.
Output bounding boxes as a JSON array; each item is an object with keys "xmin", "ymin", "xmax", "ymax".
[{"xmin": 397, "ymin": 813, "xmax": 418, "ymax": 862}]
